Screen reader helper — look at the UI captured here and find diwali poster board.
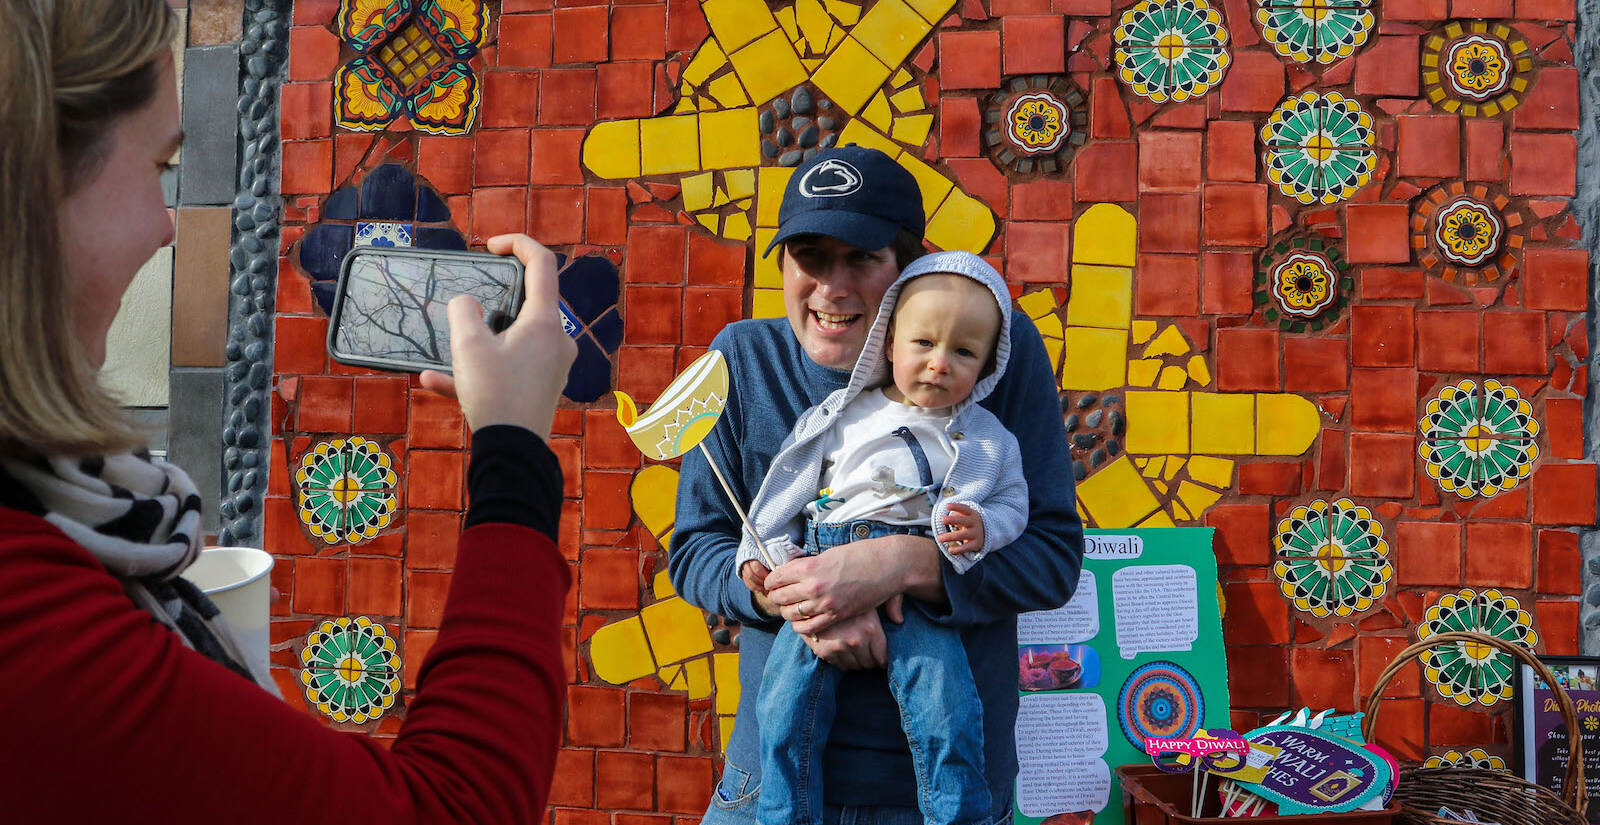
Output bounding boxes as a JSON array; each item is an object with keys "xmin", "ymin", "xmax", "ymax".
[
  {"xmin": 1515, "ymin": 656, "xmax": 1600, "ymax": 822},
  {"xmin": 1012, "ymin": 528, "xmax": 1230, "ymax": 825}
]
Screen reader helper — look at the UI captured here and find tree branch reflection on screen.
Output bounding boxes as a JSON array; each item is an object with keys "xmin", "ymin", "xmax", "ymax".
[{"xmin": 336, "ymin": 253, "xmax": 517, "ymax": 367}]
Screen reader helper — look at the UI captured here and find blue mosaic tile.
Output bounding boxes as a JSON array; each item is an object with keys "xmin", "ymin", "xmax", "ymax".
[
  {"xmin": 417, "ymin": 187, "xmax": 451, "ymax": 223},
  {"xmin": 359, "ymin": 164, "xmax": 417, "ymax": 221}
]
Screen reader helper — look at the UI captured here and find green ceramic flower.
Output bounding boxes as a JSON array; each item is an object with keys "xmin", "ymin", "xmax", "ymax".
[
  {"xmin": 1272, "ymin": 498, "xmax": 1392, "ymax": 619},
  {"xmin": 1418, "ymin": 589, "xmax": 1538, "ymax": 706},
  {"xmin": 1113, "ymin": 0, "xmax": 1232, "ymax": 103},
  {"xmin": 295, "ymin": 437, "xmax": 399, "ymax": 545},
  {"xmin": 1419, "ymin": 379, "xmax": 1540, "ymax": 499},
  {"xmin": 300, "ymin": 616, "xmax": 403, "ymax": 724}
]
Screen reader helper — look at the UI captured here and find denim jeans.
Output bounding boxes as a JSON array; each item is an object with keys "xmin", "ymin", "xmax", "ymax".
[{"xmin": 753, "ymin": 520, "xmax": 991, "ymax": 825}]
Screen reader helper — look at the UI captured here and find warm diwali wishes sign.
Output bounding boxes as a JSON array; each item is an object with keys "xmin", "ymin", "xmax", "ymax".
[{"xmin": 1013, "ymin": 528, "xmax": 1229, "ymax": 825}]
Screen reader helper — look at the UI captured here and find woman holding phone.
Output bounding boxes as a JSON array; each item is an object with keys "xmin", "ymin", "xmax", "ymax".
[{"xmin": 0, "ymin": 2, "xmax": 574, "ymax": 821}]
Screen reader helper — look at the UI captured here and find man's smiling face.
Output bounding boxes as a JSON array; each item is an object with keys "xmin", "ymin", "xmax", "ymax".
[{"xmin": 780, "ymin": 235, "xmax": 901, "ymax": 370}]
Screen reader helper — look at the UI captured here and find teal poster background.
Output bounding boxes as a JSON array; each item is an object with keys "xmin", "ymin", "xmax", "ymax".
[{"xmin": 1011, "ymin": 528, "xmax": 1230, "ymax": 825}]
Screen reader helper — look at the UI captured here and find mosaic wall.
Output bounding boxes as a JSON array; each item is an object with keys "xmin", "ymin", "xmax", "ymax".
[{"xmin": 269, "ymin": 0, "xmax": 1592, "ymax": 812}]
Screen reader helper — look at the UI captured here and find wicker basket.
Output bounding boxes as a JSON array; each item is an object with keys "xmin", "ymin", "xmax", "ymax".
[{"xmin": 1361, "ymin": 630, "xmax": 1589, "ymax": 825}]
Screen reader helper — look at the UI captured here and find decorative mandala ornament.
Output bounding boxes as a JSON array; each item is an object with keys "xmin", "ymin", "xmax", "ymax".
[
  {"xmin": 1009, "ymin": 94, "xmax": 1069, "ymax": 153},
  {"xmin": 1419, "ymin": 379, "xmax": 1540, "ymax": 499},
  {"xmin": 1410, "ymin": 182, "xmax": 1526, "ymax": 285},
  {"xmin": 1254, "ymin": 0, "xmax": 1374, "ymax": 64},
  {"xmin": 1254, "ymin": 233, "xmax": 1352, "ymax": 331},
  {"xmin": 1118, "ymin": 660, "xmax": 1205, "ymax": 749},
  {"xmin": 1271, "ymin": 498, "xmax": 1392, "ymax": 619},
  {"xmin": 1422, "ymin": 21, "xmax": 1532, "ymax": 117},
  {"xmin": 1418, "ymin": 589, "xmax": 1538, "ymax": 706},
  {"xmin": 334, "ymin": 0, "xmax": 490, "ymax": 135},
  {"xmin": 1433, "ymin": 197, "xmax": 1503, "ymax": 266},
  {"xmin": 984, "ymin": 76, "xmax": 1088, "ymax": 175},
  {"xmin": 1424, "ymin": 748, "xmax": 1508, "ymax": 771},
  {"xmin": 294, "ymin": 437, "xmax": 399, "ymax": 545},
  {"xmin": 1261, "ymin": 91, "xmax": 1376, "ymax": 204},
  {"xmin": 300, "ymin": 616, "xmax": 403, "ymax": 723},
  {"xmin": 1113, "ymin": 0, "xmax": 1233, "ymax": 103}
]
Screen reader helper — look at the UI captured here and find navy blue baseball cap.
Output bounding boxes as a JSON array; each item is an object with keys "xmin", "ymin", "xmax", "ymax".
[{"xmin": 762, "ymin": 144, "xmax": 926, "ymax": 257}]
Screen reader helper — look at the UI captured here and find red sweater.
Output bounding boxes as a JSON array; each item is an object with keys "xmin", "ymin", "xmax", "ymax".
[{"xmin": 0, "ymin": 507, "xmax": 570, "ymax": 824}]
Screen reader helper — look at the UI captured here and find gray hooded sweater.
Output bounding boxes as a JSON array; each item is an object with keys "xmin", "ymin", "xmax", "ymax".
[{"xmin": 736, "ymin": 250, "xmax": 1029, "ymax": 574}]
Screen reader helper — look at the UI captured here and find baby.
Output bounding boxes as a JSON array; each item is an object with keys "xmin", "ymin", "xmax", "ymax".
[{"xmin": 738, "ymin": 250, "xmax": 1028, "ymax": 825}]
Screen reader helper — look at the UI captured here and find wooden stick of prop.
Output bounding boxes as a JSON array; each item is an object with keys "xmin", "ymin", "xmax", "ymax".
[
  {"xmin": 1191, "ymin": 759, "xmax": 1202, "ymax": 817},
  {"xmin": 697, "ymin": 443, "xmax": 775, "ymax": 566}
]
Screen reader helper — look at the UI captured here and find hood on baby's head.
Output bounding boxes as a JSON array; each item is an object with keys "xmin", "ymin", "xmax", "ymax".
[{"xmin": 846, "ymin": 250, "xmax": 1014, "ymax": 409}]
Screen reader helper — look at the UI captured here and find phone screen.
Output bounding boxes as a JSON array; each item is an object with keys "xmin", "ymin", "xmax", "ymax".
[{"xmin": 330, "ymin": 248, "xmax": 522, "ymax": 372}]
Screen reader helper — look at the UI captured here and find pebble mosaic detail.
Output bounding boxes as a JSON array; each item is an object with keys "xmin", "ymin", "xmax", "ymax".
[
  {"xmin": 1417, "ymin": 589, "xmax": 1539, "ymax": 707},
  {"xmin": 300, "ymin": 616, "xmax": 403, "ymax": 723},
  {"xmin": 1271, "ymin": 498, "xmax": 1393, "ymax": 620}
]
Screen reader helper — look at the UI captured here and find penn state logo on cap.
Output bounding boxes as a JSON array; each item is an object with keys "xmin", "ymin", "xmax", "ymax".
[{"xmin": 797, "ymin": 159, "xmax": 863, "ymax": 198}]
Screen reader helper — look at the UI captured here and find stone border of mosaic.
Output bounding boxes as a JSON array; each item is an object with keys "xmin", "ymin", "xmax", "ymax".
[
  {"xmin": 1578, "ymin": 0, "xmax": 1600, "ymax": 652},
  {"xmin": 220, "ymin": 0, "xmax": 288, "ymax": 545}
]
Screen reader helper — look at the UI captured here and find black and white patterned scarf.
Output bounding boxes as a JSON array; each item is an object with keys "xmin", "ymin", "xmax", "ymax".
[{"xmin": 0, "ymin": 451, "xmax": 279, "ymax": 694}]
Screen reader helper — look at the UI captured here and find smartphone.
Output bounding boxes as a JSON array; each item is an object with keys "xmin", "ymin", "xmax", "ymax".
[{"xmin": 327, "ymin": 246, "xmax": 524, "ymax": 373}]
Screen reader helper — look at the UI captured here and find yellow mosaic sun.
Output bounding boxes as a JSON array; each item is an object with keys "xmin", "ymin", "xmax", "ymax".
[{"xmin": 581, "ymin": 0, "xmax": 996, "ymax": 317}]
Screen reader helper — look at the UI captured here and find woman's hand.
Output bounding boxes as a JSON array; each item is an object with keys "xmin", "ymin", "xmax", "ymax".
[
  {"xmin": 764, "ymin": 534, "xmax": 944, "ymax": 635},
  {"xmin": 419, "ymin": 235, "xmax": 576, "ymax": 440}
]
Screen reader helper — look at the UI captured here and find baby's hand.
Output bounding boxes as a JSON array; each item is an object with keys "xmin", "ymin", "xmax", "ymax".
[
  {"xmin": 940, "ymin": 503, "xmax": 985, "ymax": 554},
  {"xmin": 740, "ymin": 559, "xmax": 772, "ymax": 595}
]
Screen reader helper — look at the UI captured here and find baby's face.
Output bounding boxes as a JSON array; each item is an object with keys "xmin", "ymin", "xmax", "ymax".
[{"xmin": 884, "ymin": 274, "xmax": 1001, "ymax": 409}]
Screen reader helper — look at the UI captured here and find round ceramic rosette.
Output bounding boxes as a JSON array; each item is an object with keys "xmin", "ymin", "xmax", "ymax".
[
  {"xmin": 1271, "ymin": 498, "xmax": 1392, "ymax": 619},
  {"xmin": 1255, "ymin": 233, "xmax": 1352, "ymax": 331},
  {"xmin": 1113, "ymin": 0, "xmax": 1232, "ymax": 103},
  {"xmin": 1422, "ymin": 21, "xmax": 1532, "ymax": 117},
  {"xmin": 1424, "ymin": 748, "xmax": 1508, "ymax": 771},
  {"xmin": 300, "ymin": 616, "xmax": 403, "ymax": 723},
  {"xmin": 1261, "ymin": 91, "xmax": 1376, "ymax": 204},
  {"xmin": 1410, "ymin": 182, "xmax": 1525, "ymax": 285},
  {"xmin": 1254, "ymin": 0, "xmax": 1374, "ymax": 64},
  {"xmin": 294, "ymin": 437, "xmax": 399, "ymax": 545},
  {"xmin": 1418, "ymin": 379, "xmax": 1540, "ymax": 499},
  {"xmin": 1418, "ymin": 589, "xmax": 1538, "ymax": 706},
  {"xmin": 983, "ymin": 76, "xmax": 1088, "ymax": 175}
]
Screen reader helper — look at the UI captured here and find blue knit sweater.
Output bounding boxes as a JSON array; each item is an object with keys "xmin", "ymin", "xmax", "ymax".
[{"xmin": 670, "ymin": 313, "xmax": 1084, "ymax": 812}]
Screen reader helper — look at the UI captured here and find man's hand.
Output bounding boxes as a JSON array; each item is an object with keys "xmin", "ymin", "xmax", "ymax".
[
  {"xmin": 940, "ymin": 504, "xmax": 985, "ymax": 554},
  {"xmin": 800, "ymin": 608, "xmax": 889, "ymax": 670},
  {"xmin": 765, "ymin": 534, "xmax": 944, "ymax": 635}
]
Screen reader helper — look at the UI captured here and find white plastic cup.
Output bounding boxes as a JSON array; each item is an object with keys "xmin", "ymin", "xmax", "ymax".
[{"xmin": 183, "ymin": 546, "xmax": 274, "ymax": 674}]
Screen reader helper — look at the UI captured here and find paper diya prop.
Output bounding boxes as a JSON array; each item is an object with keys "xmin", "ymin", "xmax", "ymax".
[
  {"xmin": 1232, "ymin": 725, "xmax": 1393, "ymax": 815},
  {"xmin": 614, "ymin": 350, "xmax": 729, "ymax": 461},
  {"xmin": 613, "ymin": 351, "xmax": 771, "ymax": 563}
]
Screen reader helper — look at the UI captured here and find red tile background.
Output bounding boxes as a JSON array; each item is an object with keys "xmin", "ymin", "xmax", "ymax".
[{"xmin": 267, "ymin": 0, "xmax": 1589, "ymax": 809}]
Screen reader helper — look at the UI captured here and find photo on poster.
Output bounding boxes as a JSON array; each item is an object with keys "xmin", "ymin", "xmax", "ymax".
[
  {"xmin": 1514, "ymin": 654, "xmax": 1600, "ymax": 822},
  {"xmin": 1019, "ymin": 644, "xmax": 1101, "ymax": 692}
]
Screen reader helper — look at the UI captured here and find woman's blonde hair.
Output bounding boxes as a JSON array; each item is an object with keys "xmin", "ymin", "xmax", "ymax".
[{"xmin": 0, "ymin": 0, "xmax": 179, "ymax": 457}]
